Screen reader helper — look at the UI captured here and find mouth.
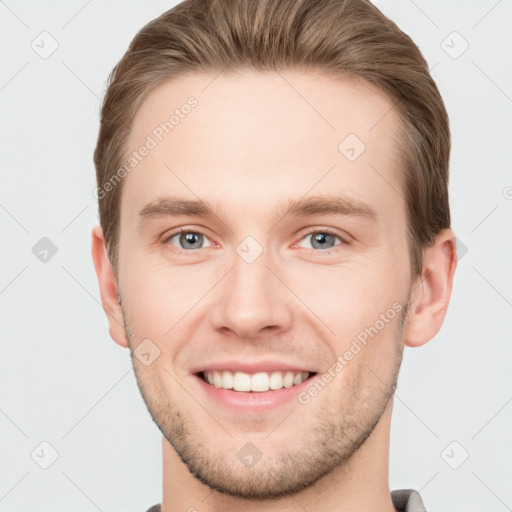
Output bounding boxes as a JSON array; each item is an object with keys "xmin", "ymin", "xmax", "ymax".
[
  {"xmin": 190, "ymin": 362, "xmax": 320, "ymax": 412},
  {"xmin": 196, "ymin": 370, "xmax": 318, "ymax": 393}
]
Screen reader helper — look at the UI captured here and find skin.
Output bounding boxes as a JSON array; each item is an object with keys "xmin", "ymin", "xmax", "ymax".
[{"xmin": 92, "ymin": 70, "xmax": 457, "ymax": 512}]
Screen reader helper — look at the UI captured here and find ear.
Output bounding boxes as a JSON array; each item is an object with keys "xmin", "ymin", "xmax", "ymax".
[
  {"xmin": 405, "ymin": 228, "xmax": 458, "ymax": 347},
  {"xmin": 91, "ymin": 225, "xmax": 129, "ymax": 348}
]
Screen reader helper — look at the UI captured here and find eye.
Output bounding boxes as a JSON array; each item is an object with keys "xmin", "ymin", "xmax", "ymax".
[
  {"xmin": 164, "ymin": 229, "xmax": 214, "ymax": 251},
  {"xmin": 163, "ymin": 228, "xmax": 347, "ymax": 254},
  {"xmin": 295, "ymin": 229, "xmax": 346, "ymax": 252}
]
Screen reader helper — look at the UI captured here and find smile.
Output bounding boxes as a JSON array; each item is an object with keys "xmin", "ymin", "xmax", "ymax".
[{"xmin": 200, "ymin": 370, "xmax": 315, "ymax": 392}]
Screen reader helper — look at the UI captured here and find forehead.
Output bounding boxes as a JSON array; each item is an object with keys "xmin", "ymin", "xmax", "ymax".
[{"xmin": 122, "ymin": 69, "xmax": 403, "ymax": 223}]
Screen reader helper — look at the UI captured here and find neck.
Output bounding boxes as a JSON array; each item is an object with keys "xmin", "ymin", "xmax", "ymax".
[{"xmin": 161, "ymin": 399, "xmax": 398, "ymax": 512}]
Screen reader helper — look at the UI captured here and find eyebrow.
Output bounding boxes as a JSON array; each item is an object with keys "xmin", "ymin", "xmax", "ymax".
[{"xmin": 138, "ymin": 194, "xmax": 378, "ymax": 227}]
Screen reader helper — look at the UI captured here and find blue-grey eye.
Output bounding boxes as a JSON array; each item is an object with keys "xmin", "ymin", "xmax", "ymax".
[
  {"xmin": 297, "ymin": 231, "xmax": 342, "ymax": 250},
  {"xmin": 168, "ymin": 231, "xmax": 211, "ymax": 250}
]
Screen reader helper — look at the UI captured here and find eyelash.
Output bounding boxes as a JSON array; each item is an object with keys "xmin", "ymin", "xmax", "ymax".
[{"xmin": 162, "ymin": 227, "xmax": 349, "ymax": 255}]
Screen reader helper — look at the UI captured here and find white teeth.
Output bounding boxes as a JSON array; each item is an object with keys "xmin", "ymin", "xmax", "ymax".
[
  {"xmin": 269, "ymin": 371, "xmax": 283, "ymax": 390},
  {"xmin": 283, "ymin": 371, "xmax": 294, "ymax": 388},
  {"xmin": 251, "ymin": 372, "xmax": 269, "ymax": 392},
  {"xmin": 293, "ymin": 373, "xmax": 303, "ymax": 386},
  {"xmin": 222, "ymin": 370, "xmax": 234, "ymax": 389},
  {"xmin": 202, "ymin": 370, "xmax": 311, "ymax": 392},
  {"xmin": 233, "ymin": 371, "xmax": 251, "ymax": 391},
  {"xmin": 213, "ymin": 371, "xmax": 222, "ymax": 388}
]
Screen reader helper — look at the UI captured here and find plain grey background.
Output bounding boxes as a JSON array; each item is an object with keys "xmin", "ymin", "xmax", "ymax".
[{"xmin": 1, "ymin": 1, "xmax": 511, "ymax": 511}]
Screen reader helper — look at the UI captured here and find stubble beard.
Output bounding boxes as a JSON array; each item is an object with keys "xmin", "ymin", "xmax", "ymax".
[{"xmin": 123, "ymin": 297, "xmax": 410, "ymax": 500}]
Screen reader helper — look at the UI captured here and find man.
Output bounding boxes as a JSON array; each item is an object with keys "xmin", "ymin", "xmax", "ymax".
[{"xmin": 91, "ymin": 0, "xmax": 457, "ymax": 510}]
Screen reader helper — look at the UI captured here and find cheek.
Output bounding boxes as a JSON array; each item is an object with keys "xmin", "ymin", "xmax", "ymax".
[
  {"xmin": 281, "ymin": 254, "xmax": 408, "ymax": 364},
  {"xmin": 119, "ymin": 250, "xmax": 214, "ymax": 339},
  {"xmin": 287, "ymin": 259, "xmax": 398, "ymax": 317}
]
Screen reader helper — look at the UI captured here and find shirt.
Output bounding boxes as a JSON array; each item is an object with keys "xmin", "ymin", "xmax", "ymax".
[{"xmin": 145, "ymin": 488, "xmax": 427, "ymax": 511}]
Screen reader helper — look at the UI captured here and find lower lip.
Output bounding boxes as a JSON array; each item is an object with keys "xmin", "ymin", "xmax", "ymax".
[{"xmin": 192, "ymin": 373, "xmax": 317, "ymax": 412}]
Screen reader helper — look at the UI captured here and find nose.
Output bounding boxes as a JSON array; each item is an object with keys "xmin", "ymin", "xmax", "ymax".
[{"xmin": 210, "ymin": 248, "xmax": 293, "ymax": 340}]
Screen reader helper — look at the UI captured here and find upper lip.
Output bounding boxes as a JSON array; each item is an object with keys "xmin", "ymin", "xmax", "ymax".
[{"xmin": 190, "ymin": 360, "xmax": 317, "ymax": 375}]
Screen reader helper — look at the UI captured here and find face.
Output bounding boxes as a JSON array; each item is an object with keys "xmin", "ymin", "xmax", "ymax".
[{"xmin": 117, "ymin": 70, "xmax": 413, "ymax": 499}]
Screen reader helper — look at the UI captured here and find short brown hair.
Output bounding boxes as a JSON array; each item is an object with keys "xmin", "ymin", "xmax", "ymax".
[{"xmin": 94, "ymin": 0, "xmax": 450, "ymax": 280}]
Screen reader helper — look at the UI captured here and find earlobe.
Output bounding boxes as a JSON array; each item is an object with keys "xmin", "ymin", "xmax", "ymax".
[
  {"xmin": 405, "ymin": 229, "xmax": 458, "ymax": 348},
  {"xmin": 91, "ymin": 225, "xmax": 129, "ymax": 348}
]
